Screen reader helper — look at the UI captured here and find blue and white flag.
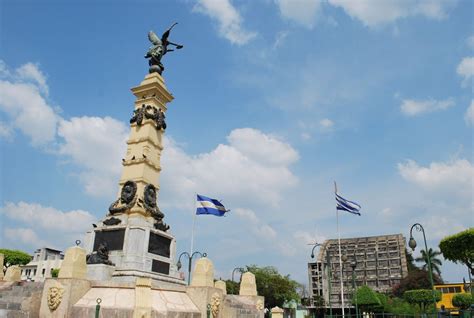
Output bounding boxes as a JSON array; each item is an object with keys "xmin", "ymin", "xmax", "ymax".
[
  {"xmin": 335, "ymin": 192, "xmax": 361, "ymax": 216},
  {"xmin": 196, "ymin": 194, "xmax": 228, "ymax": 217}
]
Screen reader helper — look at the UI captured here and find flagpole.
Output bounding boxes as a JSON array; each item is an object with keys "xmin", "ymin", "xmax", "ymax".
[
  {"xmin": 190, "ymin": 193, "xmax": 197, "ymax": 255},
  {"xmin": 335, "ymin": 182, "xmax": 345, "ymax": 318}
]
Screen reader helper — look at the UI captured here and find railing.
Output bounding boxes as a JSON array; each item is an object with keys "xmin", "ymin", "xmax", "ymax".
[{"xmin": 306, "ymin": 310, "xmax": 473, "ymax": 318}]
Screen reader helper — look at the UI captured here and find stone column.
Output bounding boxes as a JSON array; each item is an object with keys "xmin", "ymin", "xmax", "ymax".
[
  {"xmin": 4, "ymin": 265, "xmax": 21, "ymax": 282},
  {"xmin": 190, "ymin": 257, "xmax": 214, "ymax": 287},
  {"xmin": 271, "ymin": 306, "xmax": 284, "ymax": 318},
  {"xmin": 58, "ymin": 246, "xmax": 87, "ymax": 279},
  {"xmin": 240, "ymin": 272, "xmax": 257, "ymax": 296},
  {"xmin": 214, "ymin": 280, "xmax": 227, "ymax": 294},
  {"xmin": 133, "ymin": 277, "xmax": 152, "ymax": 318}
]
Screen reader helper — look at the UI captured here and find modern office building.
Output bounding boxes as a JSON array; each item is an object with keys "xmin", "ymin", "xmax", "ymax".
[
  {"xmin": 20, "ymin": 247, "xmax": 64, "ymax": 282},
  {"xmin": 308, "ymin": 233, "xmax": 409, "ymax": 309}
]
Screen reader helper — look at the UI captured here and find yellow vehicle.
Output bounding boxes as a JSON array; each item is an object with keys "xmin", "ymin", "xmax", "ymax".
[{"xmin": 434, "ymin": 283, "xmax": 467, "ymax": 312}]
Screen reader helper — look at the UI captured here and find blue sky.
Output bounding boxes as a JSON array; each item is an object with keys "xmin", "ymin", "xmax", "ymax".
[{"xmin": 0, "ymin": 0, "xmax": 473, "ymax": 287}]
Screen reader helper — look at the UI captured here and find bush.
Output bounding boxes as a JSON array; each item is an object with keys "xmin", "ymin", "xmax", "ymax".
[
  {"xmin": 50, "ymin": 268, "xmax": 60, "ymax": 278},
  {"xmin": 452, "ymin": 293, "xmax": 473, "ymax": 310},
  {"xmin": 353, "ymin": 285, "xmax": 381, "ymax": 313},
  {"xmin": 404, "ymin": 289, "xmax": 441, "ymax": 312}
]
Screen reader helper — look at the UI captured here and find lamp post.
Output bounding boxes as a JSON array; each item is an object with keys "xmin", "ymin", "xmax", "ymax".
[
  {"xmin": 177, "ymin": 251, "xmax": 206, "ymax": 285},
  {"xmin": 409, "ymin": 223, "xmax": 437, "ymax": 308},
  {"xmin": 351, "ymin": 259, "xmax": 359, "ymax": 318},
  {"xmin": 310, "ymin": 243, "xmax": 322, "ymax": 318},
  {"xmin": 232, "ymin": 267, "xmax": 245, "ymax": 282},
  {"xmin": 311, "ymin": 243, "xmax": 333, "ymax": 318}
]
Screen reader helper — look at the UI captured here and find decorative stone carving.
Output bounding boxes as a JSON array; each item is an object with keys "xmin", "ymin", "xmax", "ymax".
[
  {"xmin": 210, "ymin": 292, "xmax": 220, "ymax": 318},
  {"xmin": 145, "ymin": 24, "xmax": 183, "ymax": 74},
  {"xmin": 47, "ymin": 286, "xmax": 64, "ymax": 311},
  {"xmin": 109, "ymin": 180, "xmax": 137, "ymax": 214},
  {"xmin": 142, "ymin": 183, "xmax": 169, "ymax": 231},
  {"xmin": 130, "ymin": 104, "xmax": 166, "ymax": 130},
  {"xmin": 256, "ymin": 299, "xmax": 264, "ymax": 311},
  {"xmin": 86, "ymin": 242, "xmax": 114, "ymax": 265},
  {"xmin": 103, "ymin": 217, "xmax": 122, "ymax": 226}
]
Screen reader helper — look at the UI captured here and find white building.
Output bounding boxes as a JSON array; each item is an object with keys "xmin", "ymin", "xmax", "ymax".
[{"xmin": 20, "ymin": 247, "xmax": 64, "ymax": 282}]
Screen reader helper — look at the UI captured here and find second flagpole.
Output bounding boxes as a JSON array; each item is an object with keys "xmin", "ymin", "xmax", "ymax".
[
  {"xmin": 190, "ymin": 193, "xmax": 197, "ymax": 256},
  {"xmin": 335, "ymin": 182, "xmax": 345, "ymax": 318}
]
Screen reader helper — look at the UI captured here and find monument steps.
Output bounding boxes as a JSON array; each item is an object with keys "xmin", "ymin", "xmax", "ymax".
[{"xmin": 0, "ymin": 282, "xmax": 43, "ymax": 317}]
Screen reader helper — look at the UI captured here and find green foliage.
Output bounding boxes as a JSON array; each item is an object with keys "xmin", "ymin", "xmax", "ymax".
[
  {"xmin": 452, "ymin": 293, "xmax": 473, "ymax": 310},
  {"xmin": 353, "ymin": 285, "xmax": 381, "ymax": 313},
  {"xmin": 246, "ymin": 265, "xmax": 300, "ymax": 309},
  {"xmin": 51, "ymin": 268, "xmax": 60, "ymax": 278},
  {"xmin": 379, "ymin": 295, "xmax": 420, "ymax": 315},
  {"xmin": 405, "ymin": 248, "xmax": 418, "ymax": 272},
  {"xmin": 403, "ymin": 289, "xmax": 441, "ymax": 312},
  {"xmin": 439, "ymin": 228, "xmax": 474, "ymax": 274},
  {"xmin": 415, "ymin": 248, "xmax": 443, "ymax": 277},
  {"xmin": 392, "ymin": 269, "xmax": 443, "ymax": 297},
  {"xmin": 224, "ymin": 279, "xmax": 240, "ymax": 295},
  {"xmin": 0, "ymin": 249, "xmax": 31, "ymax": 271}
]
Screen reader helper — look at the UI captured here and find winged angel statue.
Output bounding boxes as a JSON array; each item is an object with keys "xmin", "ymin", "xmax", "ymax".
[{"xmin": 145, "ymin": 22, "xmax": 183, "ymax": 74}]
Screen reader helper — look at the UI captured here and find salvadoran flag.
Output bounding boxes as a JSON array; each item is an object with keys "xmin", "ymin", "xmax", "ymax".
[
  {"xmin": 335, "ymin": 192, "xmax": 361, "ymax": 216},
  {"xmin": 196, "ymin": 194, "xmax": 228, "ymax": 217}
]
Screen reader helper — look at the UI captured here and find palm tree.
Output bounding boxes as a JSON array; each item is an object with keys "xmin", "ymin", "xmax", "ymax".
[{"xmin": 415, "ymin": 248, "xmax": 443, "ymax": 277}]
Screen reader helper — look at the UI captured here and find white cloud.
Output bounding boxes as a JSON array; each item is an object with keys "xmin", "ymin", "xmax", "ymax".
[
  {"xmin": 400, "ymin": 98, "xmax": 455, "ymax": 116},
  {"xmin": 328, "ymin": 0, "xmax": 456, "ymax": 27},
  {"xmin": 0, "ymin": 78, "xmax": 58, "ymax": 145},
  {"xmin": 57, "ymin": 116, "xmax": 128, "ymax": 197},
  {"xmin": 161, "ymin": 128, "xmax": 299, "ymax": 207},
  {"xmin": 456, "ymin": 57, "xmax": 474, "ymax": 85},
  {"xmin": 275, "ymin": 0, "xmax": 323, "ymax": 28},
  {"xmin": 1, "ymin": 201, "xmax": 96, "ymax": 233},
  {"xmin": 0, "ymin": 121, "xmax": 13, "ymax": 139},
  {"xmin": 193, "ymin": 0, "xmax": 257, "ymax": 45},
  {"xmin": 15, "ymin": 62, "xmax": 49, "ymax": 95},
  {"xmin": 398, "ymin": 158, "xmax": 474, "ymax": 198},
  {"xmin": 234, "ymin": 208, "xmax": 277, "ymax": 239},
  {"xmin": 465, "ymin": 100, "xmax": 474, "ymax": 126},
  {"xmin": 4, "ymin": 228, "xmax": 49, "ymax": 248},
  {"xmin": 319, "ymin": 118, "xmax": 334, "ymax": 129}
]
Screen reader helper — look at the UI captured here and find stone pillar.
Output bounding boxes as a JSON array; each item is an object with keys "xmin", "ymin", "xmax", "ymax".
[
  {"xmin": 4, "ymin": 265, "xmax": 21, "ymax": 282},
  {"xmin": 214, "ymin": 280, "xmax": 227, "ymax": 294},
  {"xmin": 239, "ymin": 272, "xmax": 257, "ymax": 296},
  {"xmin": 271, "ymin": 306, "xmax": 284, "ymax": 318},
  {"xmin": 190, "ymin": 257, "xmax": 214, "ymax": 287},
  {"xmin": 58, "ymin": 246, "xmax": 87, "ymax": 279},
  {"xmin": 0, "ymin": 253, "xmax": 4, "ymax": 280},
  {"xmin": 133, "ymin": 277, "xmax": 152, "ymax": 318}
]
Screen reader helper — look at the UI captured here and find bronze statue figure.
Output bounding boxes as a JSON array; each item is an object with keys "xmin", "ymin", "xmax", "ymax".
[{"xmin": 145, "ymin": 22, "xmax": 183, "ymax": 74}]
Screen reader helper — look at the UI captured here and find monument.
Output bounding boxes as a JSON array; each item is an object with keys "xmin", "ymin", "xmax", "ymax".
[
  {"xmin": 83, "ymin": 24, "xmax": 183, "ymax": 286},
  {"xmin": 2, "ymin": 25, "xmax": 264, "ymax": 317}
]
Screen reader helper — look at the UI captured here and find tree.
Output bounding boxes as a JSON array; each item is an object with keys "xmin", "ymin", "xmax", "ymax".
[
  {"xmin": 439, "ymin": 228, "xmax": 474, "ymax": 275},
  {"xmin": 415, "ymin": 248, "xmax": 443, "ymax": 277},
  {"xmin": 405, "ymin": 248, "xmax": 418, "ymax": 272},
  {"xmin": 392, "ymin": 269, "xmax": 443, "ymax": 297},
  {"xmin": 51, "ymin": 268, "xmax": 60, "ymax": 278},
  {"xmin": 224, "ymin": 279, "xmax": 240, "ymax": 295},
  {"xmin": 246, "ymin": 265, "xmax": 300, "ymax": 309},
  {"xmin": 353, "ymin": 285, "xmax": 381, "ymax": 314},
  {"xmin": 403, "ymin": 289, "xmax": 441, "ymax": 313},
  {"xmin": 452, "ymin": 293, "xmax": 473, "ymax": 310},
  {"xmin": 0, "ymin": 249, "xmax": 31, "ymax": 272}
]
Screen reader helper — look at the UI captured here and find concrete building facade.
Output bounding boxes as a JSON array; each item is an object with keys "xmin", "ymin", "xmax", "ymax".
[
  {"xmin": 20, "ymin": 247, "xmax": 63, "ymax": 282},
  {"xmin": 308, "ymin": 233, "xmax": 408, "ymax": 309}
]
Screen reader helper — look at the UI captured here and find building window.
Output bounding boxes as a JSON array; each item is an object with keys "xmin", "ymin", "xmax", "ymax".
[{"xmin": 42, "ymin": 268, "xmax": 46, "ymax": 277}]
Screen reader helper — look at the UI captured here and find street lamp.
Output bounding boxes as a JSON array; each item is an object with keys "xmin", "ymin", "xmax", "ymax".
[
  {"xmin": 232, "ymin": 267, "xmax": 245, "ymax": 282},
  {"xmin": 311, "ymin": 243, "xmax": 332, "ymax": 318},
  {"xmin": 409, "ymin": 223, "xmax": 437, "ymax": 307},
  {"xmin": 351, "ymin": 259, "xmax": 359, "ymax": 318},
  {"xmin": 177, "ymin": 251, "xmax": 207, "ymax": 285}
]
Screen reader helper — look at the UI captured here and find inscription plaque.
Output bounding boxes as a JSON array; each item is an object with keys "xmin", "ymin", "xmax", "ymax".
[
  {"xmin": 148, "ymin": 232, "xmax": 171, "ymax": 257},
  {"xmin": 152, "ymin": 259, "xmax": 170, "ymax": 275},
  {"xmin": 93, "ymin": 229, "xmax": 125, "ymax": 251}
]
